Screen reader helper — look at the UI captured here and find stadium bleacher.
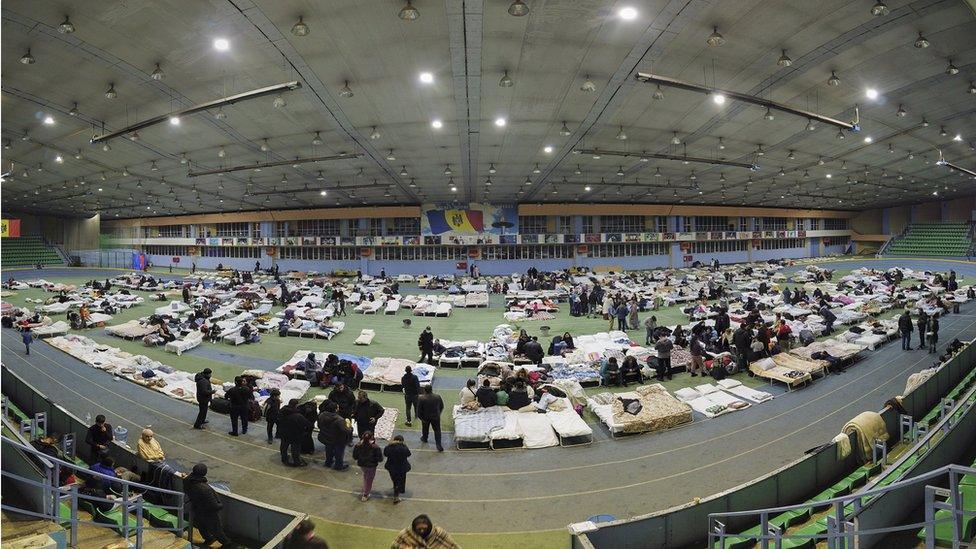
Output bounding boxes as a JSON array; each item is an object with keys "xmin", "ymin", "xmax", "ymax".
[
  {"xmin": 886, "ymin": 222, "xmax": 973, "ymax": 257},
  {"xmin": 1, "ymin": 236, "xmax": 64, "ymax": 268}
]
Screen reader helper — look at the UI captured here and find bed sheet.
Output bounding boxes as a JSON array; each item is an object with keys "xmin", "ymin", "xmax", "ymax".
[{"xmin": 515, "ymin": 411, "xmax": 559, "ymax": 448}]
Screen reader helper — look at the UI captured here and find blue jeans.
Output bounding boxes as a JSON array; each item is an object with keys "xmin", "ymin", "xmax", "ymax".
[
  {"xmin": 901, "ymin": 332, "xmax": 911, "ymax": 350},
  {"xmin": 618, "ymin": 318, "xmax": 627, "ymax": 331},
  {"xmin": 324, "ymin": 442, "xmax": 346, "ymax": 468}
]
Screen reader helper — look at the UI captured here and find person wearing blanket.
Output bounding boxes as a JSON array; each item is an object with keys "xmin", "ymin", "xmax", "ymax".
[{"xmin": 392, "ymin": 514, "xmax": 460, "ymax": 549}]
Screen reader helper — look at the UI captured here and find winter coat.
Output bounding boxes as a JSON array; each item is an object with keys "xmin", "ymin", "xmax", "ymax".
[
  {"xmin": 352, "ymin": 442, "xmax": 383, "ymax": 468},
  {"xmin": 316, "ymin": 410, "xmax": 350, "ymax": 446},
  {"xmin": 276, "ymin": 408, "xmax": 312, "ymax": 443},
  {"xmin": 194, "ymin": 373, "xmax": 215, "ymax": 403},
  {"xmin": 183, "ymin": 474, "xmax": 222, "ymax": 515},
  {"xmin": 416, "ymin": 393, "xmax": 444, "ymax": 421},
  {"xmin": 383, "ymin": 442, "xmax": 412, "ymax": 474},
  {"xmin": 353, "ymin": 399, "xmax": 385, "ymax": 428}
]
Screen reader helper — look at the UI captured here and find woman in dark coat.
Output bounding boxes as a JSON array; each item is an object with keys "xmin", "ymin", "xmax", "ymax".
[
  {"xmin": 352, "ymin": 431, "xmax": 383, "ymax": 502},
  {"xmin": 383, "ymin": 435, "xmax": 412, "ymax": 504}
]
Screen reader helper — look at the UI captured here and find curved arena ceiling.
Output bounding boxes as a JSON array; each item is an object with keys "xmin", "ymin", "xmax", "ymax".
[{"xmin": 1, "ymin": 0, "xmax": 975, "ymax": 219}]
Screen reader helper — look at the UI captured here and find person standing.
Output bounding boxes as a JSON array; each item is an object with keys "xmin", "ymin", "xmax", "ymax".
[
  {"xmin": 655, "ymin": 335, "xmax": 674, "ymax": 380},
  {"xmin": 916, "ymin": 310, "xmax": 929, "ymax": 351},
  {"xmin": 263, "ymin": 389, "xmax": 281, "ymax": 444},
  {"xmin": 401, "ymin": 366, "xmax": 421, "ymax": 427},
  {"xmin": 644, "ymin": 316, "xmax": 657, "ymax": 346},
  {"xmin": 22, "ymin": 327, "xmax": 33, "ymax": 355},
  {"xmin": 316, "ymin": 401, "xmax": 351, "ymax": 471},
  {"xmin": 225, "ymin": 377, "xmax": 253, "ymax": 437},
  {"xmin": 193, "ymin": 369, "xmax": 215, "ymax": 429},
  {"xmin": 616, "ymin": 301, "xmax": 629, "ymax": 331},
  {"xmin": 352, "ymin": 432, "xmax": 383, "ymax": 502},
  {"xmin": 277, "ymin": 400, "xmax": 310, "ymax": 467},
  {"xmin": 928, "ymin": 313, "xmax": 940, "ymax": 354},
  {"xmin": 689, "ymin": 334, "xmax": 705, "ymax": 377},
  {"xmin": 183, "ymin": 463, "xmax": 235, "ymax": 548},
  {"xmin": 282, "ymin": 519, "xmax": 328, "ymax": 549},
  {"xmin": 418, "ymin": 327, "xmax": 434, "ymax": 365},
  {"xmin": 417, "ymin": 386, "xmax": 444, "ymax": 452},
  {"xmin": 85, "ymin": 414, "xmax": 114, "ymax": 458},
  {"xmin": 383, "ymin": 435, "xmax": 412, "ymax": 504},
  {"xmin": 898, "ymin": 310, "xmax": 913, "ymax": 351},
  {"xmin": 353, "ymin": 391, "xmax": 384, "ymax": 441},
  {"xmin": 628, "ymin": 298, "xmax": 639, "ymax": 330}
]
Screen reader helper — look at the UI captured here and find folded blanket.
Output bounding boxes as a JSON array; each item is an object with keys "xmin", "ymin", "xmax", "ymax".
[{"xmin": 832, "ymin": 433, "xmax": 851, "ymax": 460}]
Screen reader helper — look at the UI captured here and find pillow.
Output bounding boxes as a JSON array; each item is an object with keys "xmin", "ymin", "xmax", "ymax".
[
  {"xmin": 717, "ymin": 378, "xmax": 742, "ymax": 389},
  {"xmin": 695, "ymin": 384, "xmax": 720, "ymax": 395},
  {"xmin": 674, "ymin": 387, "xmax": 702, "ymax": 401},
  {"xmin": 756, "ymin": 358, "xmax": 777, "ymax": 371}
]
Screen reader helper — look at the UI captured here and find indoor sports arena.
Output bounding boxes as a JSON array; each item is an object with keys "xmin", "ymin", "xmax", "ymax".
[{"xmin": 2, "ymin": 1, "xmax": 976, "ymax": 548}]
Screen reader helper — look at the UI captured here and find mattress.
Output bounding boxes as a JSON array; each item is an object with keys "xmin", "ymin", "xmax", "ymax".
[
  {"xmin": 773, "ymin": 353, "xmax": 827, "ymax": 376},
  {"xmin": 546, "ymin": 399, "xmax": 592, "ymax": 438},
  {"xmin": 588, "ymin": 384, "xmax": 693, "ymax": 434},
  {"xmin": 717, "ymin": 379, "xmax": 774, "ymax": 403},
  {"xmin": 490, "ymin": 410, "xmax": 524, "ymax": 441},
  {"xmin": 515, "ymin": 411, "xmax": 559, "ymax": 448},
  {"xmin": 453, "ymin": 406, "xmax": 506, "ymax": 442}
]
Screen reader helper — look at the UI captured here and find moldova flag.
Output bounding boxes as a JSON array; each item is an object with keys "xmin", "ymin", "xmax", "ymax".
[{"xmin": 426, "ymin": 209, "xmax": 485, "ymax": 234}]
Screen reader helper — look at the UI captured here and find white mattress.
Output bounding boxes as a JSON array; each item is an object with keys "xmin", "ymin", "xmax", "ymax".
[
  {"xmin": 490, "ymin": 410, "xmax": 524, "ymax": 441},
  {"xmin": 515, "ymin": 411, "xmax": 559, "ymax": 448},
  {"xmin": 546, "ymin": 399, "xmax": 592, "ymax": 438}
]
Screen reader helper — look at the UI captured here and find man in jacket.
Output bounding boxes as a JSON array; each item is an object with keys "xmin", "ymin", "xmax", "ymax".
[
  {"xmin": 898, "ymin": 310, "xmax": 913, "ymax": 351},
  {"xmin": 225, "ymin": 376, "xmax": 254, "ymax": 436},
  {"xmin": 655, "ymin": 335, "xmax": 674, "ymax": 380},
  {"xmin": 416, "ymin": 386, "xmax": 444, "ymax": 452},
  {"xmin": 714, "ymin": 308, "xmax": 730, "ymax": 338},
  {"xmin": 85, "ymin": 414, "xmax": 114, "ymax": 458},
  {"xmin": 193, "ymin": 369, "xmax": 215, "ymax": 429},
  {"xmin": 689, "ymin": 335, "xmax": 705, "ymax": 377},
  {"xmin": 820, "ymin": 304, "xmax": 837, "ymax": 335},
  {"xmin": 184, "ymin": 463, "xmax": 234, "ymax": 548},
  {"xmin": 401, "ymin": 365, "xmax": 421, "ymax": 426},
  {"xmin": 475, "ymin": 379, "xmax": 498, "ymax": 407},
  {"xmin": 353, "ymin": 391, "xmax": 384, "ymax": 441},
  {"xmin": 917, "ymin": 310, "xmax": 929, "ymax": 351},
  {"xmin": 418, "ymin": 326, "xmax": 434, "ymax": 364},
  {"xmin": 316, "ymin": 401, "xmax": 351, "ymax": 470},
  {"xmin": 327, "ymin": 383, "xmax": 356, "ymax": 419},
  {"xmin": 732, "ymin": 325, "xmax": 752, "ymax": 372},
  {"xmin": 523, "ymin": 336, "xmax": 544, "ymax": 365},
  {"xmin": 277, "ymin": 400, "xmax": 310, "ymax": 467}
]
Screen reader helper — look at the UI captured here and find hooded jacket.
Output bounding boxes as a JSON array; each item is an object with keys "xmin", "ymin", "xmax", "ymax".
[{"xmin": 194, "ymin": 372, "xmax": 215, "ymax": 403}]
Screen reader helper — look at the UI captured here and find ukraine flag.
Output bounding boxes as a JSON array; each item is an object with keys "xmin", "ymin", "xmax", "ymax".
[{"xmin": 426, "ymin": 209, "xmax": 485, "ymax": 234}]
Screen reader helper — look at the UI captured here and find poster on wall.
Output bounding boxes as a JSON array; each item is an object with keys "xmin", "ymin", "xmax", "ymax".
[
  {"xmin": 1, "ymin": 219, "xmax": 21, "ymax": 237},
  {"xmin": 420, "ymin": 202, "xmax": 518, "ymax": 236}
]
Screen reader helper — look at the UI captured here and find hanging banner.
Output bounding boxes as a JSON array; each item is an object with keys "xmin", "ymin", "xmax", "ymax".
[
  {"xmin": 1, "ymin": 219, "xmax": 22, "ymax": 237},
  {"xmin": 421, "ymin": 202, "xmax": 518, "ymax": 236}
]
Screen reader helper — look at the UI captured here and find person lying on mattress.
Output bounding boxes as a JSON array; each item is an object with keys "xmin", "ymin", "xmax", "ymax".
[{"xmin": 533, "ymin": 387, "xmax": 559, "ymax": 413}]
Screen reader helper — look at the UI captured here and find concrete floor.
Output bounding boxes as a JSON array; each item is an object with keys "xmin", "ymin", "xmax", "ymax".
[{"xmin": 3, "ymin": 258, "xmax": 976, "ymax": 546}]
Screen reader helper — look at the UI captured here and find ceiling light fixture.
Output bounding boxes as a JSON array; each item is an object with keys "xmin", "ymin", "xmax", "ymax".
[
  {"xmin": 150, "ymin": 160, "xmax": 159, "ymax": 171},
  {"xmin": 498, "ymin": 70, "xmax": 514, "ymax": 87},
  {"xmin": 291, "ymin": 16, "xmax": 309, "ymax": 36},
  {"xmin": 574, "ymin": 165, "xmax": 582, "ymax": 175},
  {"xmin": 399, "ymin": 1, "xmax": 420, "ymax": 21},
  {"xmin": 787, "ymin": 150, "xmax": 795, "ymax": 160},
  {"xmin": 896, "ymin": 104, "xmax": 907, "ymax": 117},
  {"xmin": 102, "ymin": 142, "xmax": 111, "ymax": 152},
  {"xmin": 805, "ymin": 119, "xmax": 816, "ymax": 131},
  {"xmin": 836, "ymin": 128, "xmax": 845, "ymax": 140},
  {"xmin": 68, "ymin": 102, "xmax": 79, "ymax": 116},
  {"xmin": 104, "ymin": 83, "xmax": 117, "ymax": 99},
  {"xmin": 615, "ymin": 126, "xmax": 628, "ymax": 140},
  {"xmin": 431, "ymin": 119, "xmax": 443, "ymax": 129},
  {"xmin": 946, "ymin": 58, "xmax": 959, "ymax": 75},
  {"xmin": 618, "ymin": 7, "xmax": 638, "ymax": 20},
  {"xmin": 559, "ymin": 121, "xmax": 571, "ymax": 136},
  {"xmin": 544, "ymin": 145, "xmax": 554, "ymax": 153},
  {"xmin": 214, "ymin": 106, "xmax": 227, "ymax": 120},
  {"xmin": 863, "ymin": 136, "xmax": 873, "ymax": 144},
  {"xmin": 339, "ymin": 81, "xmax": 354, "ymax": 98},
  {"xmin": 968, "ymin": 82, "xmax": 976, "ymax": 95},
  {"xmin": 386, "ymin": 150, "xmax": 396, "ymax": 161},
  {"xmin": 871, "ymin": 0, "xmax": 890, "ymax": 16},
  {"xmin": 273, "ymin": 94, "xmax": 287, "ymax": 108},
  {"xmin": 494, "ymin": 117, "xmax": 507, "ymax": 127},
  {"xmin": 213, "ymin": 38, "xmax": 230, "ymax": 51},
  {"xmin": 218, "ymin": 146, "xmax": 226, "ymax": 158},
  {"xmin": 508, "ymin": 0, "xmax": 529, "ymax": 16},
  {"xmin": 712, "ymin": 92, "xmax": 726, "ymax": 105},
  {"xmin": 57, "ymin": 15, "xmax": 75, "ymax": 33},
  {"xmin": 399, "ymin": 166, "xmax": 408, "ymax": 176},
  {"xmin": 524, "ymin": 176, "xmax": 532, "ymax": 185},
  {"xmin": 706, "ymin": 26, "xmax": 726, "ymax": 47},
  {"xmin": 20, "ymin": 49, "xmax": 35, "ymax": 64},
  {"xmin": 914, "ymin": 31, "xmax": 929, "ymax": 48},
  {"xmin": 827, "ymin": 71, "xmax": 840, "ymax": 87},
  {"xmin": 444, "ymin": 165, "xmax": 453, "ymax": 176},
  {"xmin": 865, "ymin": 88, "xmax": 879, "ymax": 100},
  {"xmin": 580, "ymin": 75, "xmax": 597, "ymax": 93},
  {"xmin": 54, "ymin": 154, "xmax": 63, "ymax": 164},
  {"xmin": 652, "ymin": 85, "xmax": 665, "ymax": 100},
  {"xmin": 763, "ymin": 107, "xmax": 775, "ymax": 121},
  {"xmin": 419, "ymin": 71, "xmax": 434, "ymax": 84},
  {"xmin": 169, "ymin": 115, "xmax": 180, "ymax": 126},
  {"xmin": 150, "ymin": 63, "xmax": 164, "ymax": 80},
  {"xmin": 940, "ymin": 125, "xmax": 948, "ymax": 137},
  {"xmin": 488, "ymin": 163, "xmax": 497, "ymax": 174},
  {"xmin": 369, "ymin": 126, "xmax": 381, "ymax": 140},
  {"xmin": 311, "ymin": 131, "xmax": 323, "ymax": 145},
  {"xmin": 43, "ymin": 115, "xmax": 55, "ymax": 125},
  {"xmin": 532, "ymin": 163, "xmax": 541, "ymax": 174},
  {"xmin": 670, "ymin": 132, "xmax": 681, "ymax": 145},
  {"xmin": 777, "ymin": 50, "xmax": 792, "ymax": 67}
]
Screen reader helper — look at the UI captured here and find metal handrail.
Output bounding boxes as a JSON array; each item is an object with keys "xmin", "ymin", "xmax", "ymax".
[
  {"xmin": 708, "ymin": 377, "xmax": 976, "ymax": 549},
  {"xmin": 0, "ymin": 435, "xmax": 185, "ymax": 546}
]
